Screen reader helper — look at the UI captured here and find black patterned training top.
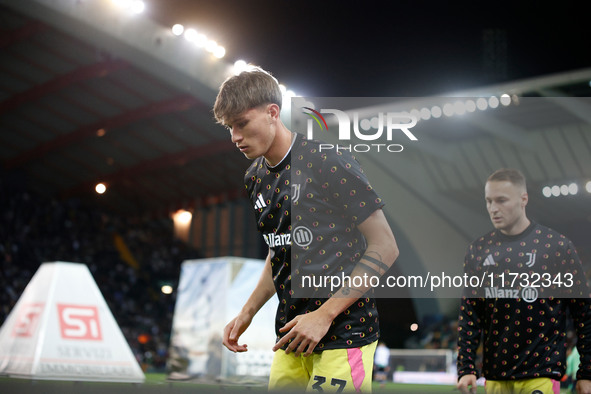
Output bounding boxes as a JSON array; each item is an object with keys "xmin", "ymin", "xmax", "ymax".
[
  {"xmin": 244, "ymin": 133, "xmax": 385, "ymax": 351},
  {"xmin": 457, "ymin": 222, "xmax": 591, "ymax": 381}
]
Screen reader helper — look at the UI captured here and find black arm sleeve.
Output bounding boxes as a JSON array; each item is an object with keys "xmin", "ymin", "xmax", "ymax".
[{"xmin": 457, "ymin": 295, "xmax": 484, "ymax": 379}]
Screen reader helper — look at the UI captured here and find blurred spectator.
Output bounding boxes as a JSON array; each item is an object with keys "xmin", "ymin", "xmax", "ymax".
[
  {"xmin": 373, "ymin": 341, "xmax": 390, "ymax": 386},
  {"xmin": 0, "ymin": 186, "xmax": 201, "ymax": 372},
  {"xmin": 565, "ymin": 346, "xmax": 580, "ymax": 392}
]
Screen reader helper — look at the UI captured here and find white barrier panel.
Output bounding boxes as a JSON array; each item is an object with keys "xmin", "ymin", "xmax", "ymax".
[
  {"xmin": 393, "ymin": 371, "xmax": 458, "ymax": 385},
  {"xmin": 0, "ymin": 262, "xmax": 145, "ymax": 382},
  {"xmin": 393, "ymin": 371, "xmax": 486, "ymax": 387},
  {"xmin": 167, "ymin": 257, "xmax": 278, "ymax": 381}
]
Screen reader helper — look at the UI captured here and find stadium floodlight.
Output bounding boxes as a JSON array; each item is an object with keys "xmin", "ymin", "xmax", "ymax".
[
  {"xmin": 586, "ymin": 181, "xmax": 591, "ymax": 193},
  {"xmin": 194, "ymin": 33, "xmax": 207, "ymax": 47},
  {"xmin": 431, "ymin": 105, "xmax": 442, "ymax": 118},
  {"xmin": 488, "ymin": 96, "xmax": 499, "ymax": 109},
  {"xmin": 359, "ymin": 118, "xmax": 371, "ymax": 131},
  {"xmin": 234, "ymin": 60, "xmax": 248, "ymax": 75},
  {"xmin": 410, "ymin": 323, "xmax": 419, "ymax": 332},
  {"xmin": 442, "ymin": 102, "xmax": 454, "ymax": 117},
  {"xmin": 213, "ymin": 45, "xmax": 226, "ymax": 59},
  {"xmin": 278, "ymin": 83, "xmax": 287, "ymax": 94},
  {"xmin": 500, "ymin": 93, "xmax": 511, "ymax": 106},
  {"xmin": 544, "ymin": 183, "xmax": 582, "ymax": 197},
  {"xmin": 171, "ymin": 24, "xmax": 184, "ymax": 36},
  {"xmin": 205, "ymin": 39, "xmax": 218, "ymax": 53},
  {"xmin": 476, "ymin": 97, "xmax": 488, "ymax": 111},
  {"xmin": 370, "ymin": 117, "xmax": 380, "ymax": 129},
  {"xmin": 453, "ymin": 100, "xmax": 466, "ymax": 116},
  {"xmin": 182, "ymin": 29, "xmax": 214, "ymax": 51},
  {"xmin": 184, "ymin": 28, "xmax": 198, "ymax": 43},
  {"xmin": 95, "ymin": 183, "xmax": 106, "ymax": 194},
  {"xmin": 161, "ymin": 285, "xmax": 173, "ymax": 295},
  {"xmin": 176, "ymin": 210, "xmax": 192, "ymax": 225},
  {"xmin": 560, "ymin": 184, "xmax": 569, "ymax": 196},
  {"xmin": 568, "ymin": 183, "xmax": 578, "ymax": 195},
  {"xmin": 465, "ymin": 99, "xmax": 476, "ymax": 113},
  {"xmin": 420, "ymin": 107, "xmax": 431, "ymax": 120}
]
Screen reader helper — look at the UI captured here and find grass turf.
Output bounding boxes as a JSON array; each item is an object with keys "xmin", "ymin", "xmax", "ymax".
[{"xmin": 0, "ymin": 372, "xmax": 483, "ymax": 393}]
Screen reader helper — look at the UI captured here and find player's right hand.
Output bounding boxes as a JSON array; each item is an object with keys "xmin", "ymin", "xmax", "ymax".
[
  {"xmin": 457, "ymin": 374, "xmax": 477, "ymax": 394},
  {"xmin": 222, "ymin": 314, "xmax": 252, "ymax": 352}
]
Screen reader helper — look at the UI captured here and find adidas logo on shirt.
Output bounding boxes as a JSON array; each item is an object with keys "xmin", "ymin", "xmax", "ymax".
[
  {"xmin": 254, "ymin": 194, "xmax": 267, "ymax": 210},
  {"xmin": 483, "ymin": 254, "xmax": 495, "ymax": 267}
]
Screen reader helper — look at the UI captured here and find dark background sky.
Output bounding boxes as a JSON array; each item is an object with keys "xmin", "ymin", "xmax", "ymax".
[{"xmin": 146, "ymin": 0, "xmax": 591, "ymax": 97}]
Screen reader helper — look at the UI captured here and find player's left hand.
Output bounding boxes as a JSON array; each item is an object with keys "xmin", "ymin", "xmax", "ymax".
[
  {"xmin": 577, "ymin": 379, "xmax": 591, "ymax": 394},
  {"xmin": 272, "ymin": 309, "xmax": 333, "ymax": 357}
]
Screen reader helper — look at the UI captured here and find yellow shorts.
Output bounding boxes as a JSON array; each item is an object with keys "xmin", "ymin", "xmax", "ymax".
[
  {"xmin": 486, "ymin": 377, "xmax": 560, "ymax": 394},
  {"xmin": 268, "ymin": 341, "xmax": 377, "ymax": 393}
]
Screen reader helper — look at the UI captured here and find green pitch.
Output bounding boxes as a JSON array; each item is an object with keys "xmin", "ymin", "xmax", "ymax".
[
  {"xmin": 0, "ymin": 373, "xmax": 545, "ymax": 393},
  {"xmin": 2, "ymin": 372, "xmax": 578, "ymax": 393}
]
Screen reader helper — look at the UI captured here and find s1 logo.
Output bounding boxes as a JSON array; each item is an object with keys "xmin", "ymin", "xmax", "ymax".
[
  {"xmin": 12, "ymin": 303, "xmax": 44, "ymax": 337},
  {"xmin": 57, "ymin": 304, "xmax": 102, "ymax": 341}
]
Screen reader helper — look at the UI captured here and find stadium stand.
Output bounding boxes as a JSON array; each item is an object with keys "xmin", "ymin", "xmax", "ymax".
[{"xmin": 0, "ymin": 177, "xmax": 201, "ymax": 372}]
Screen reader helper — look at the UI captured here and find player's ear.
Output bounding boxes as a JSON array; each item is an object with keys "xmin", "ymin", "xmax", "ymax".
[
  {"xmin": 268, "ymin": 103, "xmax": 280, "ymax": 121},
  {"xmin": 521, "ymin": 192, "xmax": 528, "ymax": 208}
]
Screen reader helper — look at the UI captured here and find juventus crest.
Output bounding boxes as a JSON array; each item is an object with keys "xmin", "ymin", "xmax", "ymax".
[{"xmin": 291, "ymin": 184, "xmax": 301, "ymax": 203}]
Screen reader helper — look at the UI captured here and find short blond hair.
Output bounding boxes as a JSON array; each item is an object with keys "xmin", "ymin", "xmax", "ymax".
[
  {"xmin": 213, "ymin": 66, "xmax": 282, "ymax": 126},
  {"xmin": 487, "ymin": 168, "xmax": 527, "ymax": 190}
]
